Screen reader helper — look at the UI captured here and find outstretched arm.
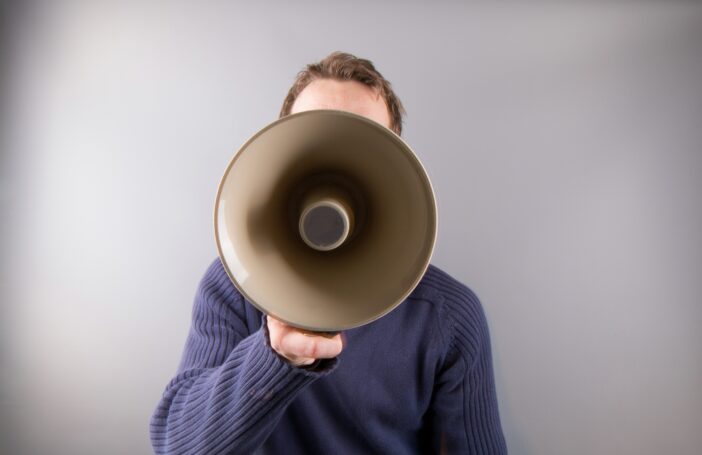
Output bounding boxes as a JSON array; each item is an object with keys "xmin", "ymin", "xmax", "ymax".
[{"xmin": 150, "ymin": 259, "xmax": 338, "ymax": 455}]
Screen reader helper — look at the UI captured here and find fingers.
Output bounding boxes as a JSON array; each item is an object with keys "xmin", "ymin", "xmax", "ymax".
[
  {"xmin": 279, "ymin": 329, "xmax": 343, "ymax": 359},
  {"xmin": 267, "ymin": 315, "xmax": 344, "ymax": 366}
]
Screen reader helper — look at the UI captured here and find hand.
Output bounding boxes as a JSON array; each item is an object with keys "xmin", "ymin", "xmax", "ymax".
[{"xmin": 266, "ymin": 315, "xmax": 344, "ymax": 367}]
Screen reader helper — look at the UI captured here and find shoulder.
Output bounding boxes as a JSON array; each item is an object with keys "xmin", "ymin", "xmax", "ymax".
[
  {"xmin": 193, "ymin": 257, "xmax": 263, "ymax": 332},
  {"xmin": 197, "ymin": 256, "xmax": 241, "ymax": 306},
  {"xmin": 418, "ymin": 263, "xmax": 486, "ymax": 318},
  {"xmin": 414, "ymin": 263, "xmax": 491, "ymax": 363}
]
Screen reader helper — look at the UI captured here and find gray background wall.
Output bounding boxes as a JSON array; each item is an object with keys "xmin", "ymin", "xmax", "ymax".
[{"xmin": 2, "ymin": 1, "xmax": 701, "ymax": 454}]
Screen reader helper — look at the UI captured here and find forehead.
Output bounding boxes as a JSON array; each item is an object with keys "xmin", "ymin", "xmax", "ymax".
[{"xmin": 290, "ymin": 79, "xmax": 391, "ymax": 129}]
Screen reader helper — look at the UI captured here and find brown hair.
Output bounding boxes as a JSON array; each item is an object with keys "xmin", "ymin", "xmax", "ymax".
[{"xmin": 279, "ymin": 51, "xmax": 406, "ymax": 135}]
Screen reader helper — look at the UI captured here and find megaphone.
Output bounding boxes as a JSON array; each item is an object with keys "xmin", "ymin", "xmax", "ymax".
[{"xmin": 214, "ymin": 110, "xmax": 437, "ymax": 332}]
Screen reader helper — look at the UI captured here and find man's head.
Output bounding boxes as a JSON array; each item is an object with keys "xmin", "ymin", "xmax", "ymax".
[{"xmin": 279, "ymin": 52, "xmax": 405, "ymax": 135}]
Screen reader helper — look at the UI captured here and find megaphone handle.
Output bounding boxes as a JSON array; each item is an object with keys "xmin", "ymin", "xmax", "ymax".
[{"xmin": 298, "ymin": 329, "xmax": 340, "ymax": 338}]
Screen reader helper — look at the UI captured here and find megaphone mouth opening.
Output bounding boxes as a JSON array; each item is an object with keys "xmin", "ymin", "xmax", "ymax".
[{"xmin": 214, "ymin": 110, "xmax": 437, "ymax": 331}]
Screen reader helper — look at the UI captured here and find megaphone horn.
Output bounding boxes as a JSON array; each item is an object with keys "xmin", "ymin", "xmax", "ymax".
[{"xmin": 214, "ymin": 109, "xmax": 437, "ymax": 332}]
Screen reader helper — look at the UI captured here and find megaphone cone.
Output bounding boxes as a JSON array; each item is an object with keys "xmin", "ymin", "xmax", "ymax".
[{"xmin": 214, "ymin": 110, "xmax": 437, "ymax": 331}]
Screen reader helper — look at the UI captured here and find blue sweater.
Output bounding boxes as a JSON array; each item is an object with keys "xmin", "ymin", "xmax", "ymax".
[{"xmin": 150, "ymin": 258, "xmax": 507, "ymax": 454}]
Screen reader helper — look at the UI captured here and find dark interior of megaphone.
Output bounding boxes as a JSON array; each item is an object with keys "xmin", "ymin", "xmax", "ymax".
[
  {"xmin": 291, "ymin": 171, "xmax": 366, "ymax": 252},
  {"xmin": 215, "ymin": 110, "xmax": 436, "ymax": 332}
]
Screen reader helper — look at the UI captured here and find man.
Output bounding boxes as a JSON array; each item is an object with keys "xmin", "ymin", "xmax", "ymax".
[{"xmin": 150, "ymin": 52, "xmax": 507, "ymax": 454}]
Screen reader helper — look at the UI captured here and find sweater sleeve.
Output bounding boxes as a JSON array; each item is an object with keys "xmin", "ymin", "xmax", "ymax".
[
  {"xmin": 150, "ymin": 259, "xmax": 338, "ymax": 455},
  {"xmin": 427, "ymin": 279, "xmax": 508, "ymax": 454}
]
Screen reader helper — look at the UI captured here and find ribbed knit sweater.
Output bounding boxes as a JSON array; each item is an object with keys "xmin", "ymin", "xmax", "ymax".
[{"xmin": 150, "ymin": 258, "xmax": 507, "ymax": 454}]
